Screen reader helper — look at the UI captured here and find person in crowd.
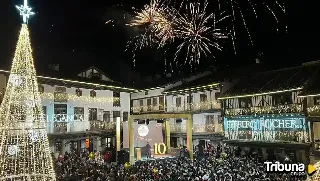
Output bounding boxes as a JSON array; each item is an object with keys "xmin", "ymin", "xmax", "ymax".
[
  {"xmin": 145, "ymin": 142, "xmax": 151, "ymax": 159},
  {"xmin": 54, "ymin": 145, "xmax": 306, "ymax": 181}
]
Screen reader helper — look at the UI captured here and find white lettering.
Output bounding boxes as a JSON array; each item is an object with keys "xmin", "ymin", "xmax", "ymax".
[
  {"xmin": 264, "ymin": 162, "xmax": 272, "ymax": 172},
  {"xmin": 264, "ymin": 162, "xmax": 305, "ymax": 175}
]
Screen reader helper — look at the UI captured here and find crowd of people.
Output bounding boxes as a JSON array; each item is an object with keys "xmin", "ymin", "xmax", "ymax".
[{"xmin": 54, "ymin": 144, "xmax": 307, "ymax": 181}]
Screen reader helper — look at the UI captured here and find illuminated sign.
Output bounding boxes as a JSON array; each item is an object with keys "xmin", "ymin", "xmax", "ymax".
[
  {"xmin": 154, "ymin": 143, "xmax": 166, "ymax": 155},
  {"xmin": 138, "ymin": 125, "xmax": 149, "ymax": 137},
  {"xmin": 223, "ymin": 115, "xmax": 308, "ymax": 142}
]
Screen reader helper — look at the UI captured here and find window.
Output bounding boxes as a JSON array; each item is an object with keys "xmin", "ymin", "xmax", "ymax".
[
  {"xmin": 314, "ymin": 97, "xmax": 320, "ymax": 105},
  {"xmin": 106, "ymin": 138, "xmax": 112, "ymax": 148},
  {"xmin": 159, "ymin": 96, "xmax": 164, "ymax": 110},
  {"xmin": 55, "ymin": 86, "xmax": 66, "ymax": 93},
  {"xmin": 90, "ymin": 90, "xmax": 96, "ymax": 98},
  {"xmin": 206, "ymin": 115, "xmax": 214, "ymax": 125},
  {"xmin": 176, "ymin": 97, "xmax": 181, "ymax": 107},
  {"xmin": 145, "ymin": 91, "xmax": 148, "ymax": 95},
  {"xmin": 55, "ymin": 141, "xmax": 62, "ymax": 152},
  {"xmin": 38, "ymin": 85, "xmax": 44, "ymax": 94},
  {"xmin": 200, "ymin": 94, "xmax": 207, "ymax": 102},
  {"xmin": 123, "ymin": 111, "xmax": 128, "ymax": 122},
  {"xmin": 103, "ymin": 111, "xmax": 111, "ymax": 122},
  {"xmin": 274, "ymin": 93, "xmax": 292, "ymax": 105},
  {"xmin": 215, "ymin": 92, "xmax": 220, "ymax": 100},
  {"xmin": 113, "ymin": 92, "xmax": 121, "ymax": 107},
  {"xmin": 239, "ymin": 98, "xmax": 252, "ymax": 108},
  {"xmin": 89, "ymin": 108, "xmax": 97, "ymax": 120},
  {"xmin": 42, "ymin": 106, "xmax": 47, "ymax": 121},
  {"xmin": 76, "ymin": 88, "xmax": 82, "ymax": 97},
  {"xmin": 153, "ymin": 98, "xmax": 157, "ymax": 106},
  {"xmin": 54, "ymin": 104, "xmax": 67, "ymax": 122},
  {"xmin": 113, "ymin": 111, "xmax": 121, "ymax": 122},
  {"xmin": 74, "ymin": 107, "xmax": 84, "ymax": 120},
  {"xmin": 147, "ymin": 99, "xmax": 151, "ymax": 111},
  {"xmin": 187, "ymin": 95, "xmax": 193, "ymax": 104},
  {"xmin": 139, "ymin": 99, "xmax": 143, "ymax": 112}
]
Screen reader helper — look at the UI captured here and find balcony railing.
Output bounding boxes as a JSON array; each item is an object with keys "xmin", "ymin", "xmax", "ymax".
[
  {"xmin": 46, "ymin": 120, "xmax": 120, "ymax": 134},
  {"xmin": 225, "ymin": 104, "xmax": 303, "ymax": 116},
  {"xmin": 131, "ymin": 101, "xmax": 221, "ymax": 113},
  {"xmin": 168, "ymin": 124, "xmax": 223, "ymax": 134}
]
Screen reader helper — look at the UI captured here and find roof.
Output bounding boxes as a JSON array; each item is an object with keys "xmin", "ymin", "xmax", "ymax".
[
  {"xmin": 220, "ymin": 64, "xmax": 320, "ymax": 99},
  {"xmin": 163, "ymin": 64, "xmax": 267, "ymax": 94},
  {"xmin": 0, "ymin": 69, "xmax": 137, "ymax": 92},
  {"xmin": 299, "ymin": 68, "xmax": 320, "ymax": 97}
]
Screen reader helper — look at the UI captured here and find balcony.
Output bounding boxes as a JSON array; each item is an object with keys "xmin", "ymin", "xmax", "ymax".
[
  {"xmin": 225, "ymin": 104, "xmax": 303, "ymax": 116},
  {"xmin": 46, "ymin": 120, "xmax": 120, "ymax": 134},
  {"xmin": 131, "ymin": 105, "xmax": 165, "ymax": 113},
  {"xmin": 131, "ymin": 101, "xmax": 221, "ymax": 114},
  {"xmin": 43, "ymin": 114, "xmax": 121, "ymax": 134},
  {"xmin": 168, "ymin": 124, "xmax": 223, "ymax": 134}
]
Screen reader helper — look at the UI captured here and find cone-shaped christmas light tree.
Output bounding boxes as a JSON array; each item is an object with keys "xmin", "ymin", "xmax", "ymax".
[{"xmin": 0, "ymin": 0, "xmax": 56, "ymax": 180}]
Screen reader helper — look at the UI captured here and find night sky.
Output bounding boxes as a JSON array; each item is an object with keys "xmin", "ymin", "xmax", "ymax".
[{"xmin": 0, "ymin": 0, "xmax": 318, "ymax": 85}]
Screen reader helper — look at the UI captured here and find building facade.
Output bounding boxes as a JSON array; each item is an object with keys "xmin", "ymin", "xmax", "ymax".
[
  {"xmin": 218, "ymin": 64, "xmax": 320, "ymax": 164},
  {"xmin": 130, "ymin": 73, "xmax": 224, "ymax": 152},
  {"xmin": 0, "ymin": 68, "xmax": 135, "ymax": 158}
]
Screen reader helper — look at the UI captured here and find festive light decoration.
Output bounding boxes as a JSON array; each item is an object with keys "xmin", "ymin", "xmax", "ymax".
[
  {"xmin": 0, "ymin": 22, "xmax": 56, "ymax": 181},
  {"xmin": 307, "ymin": 105, "xmax": 320, "ymax": 116},
  {"xmin": 224, "ymin": 104, "xmax": 303, "ymax": 116},
  {"xmin": 131, "ymin": 101, "xmax": 221, "ymax": 113},
  {"xmin": 224, "ymin": 115, "xmax": 309, "ymax": 142},
  {"xmin": 168, "ymin": 123, "xmax": 223, "ymax": 134},
  {"xmin": 40, "ymin": 92, "xmax": 120, "ymax": 104},
  {"xmin": 15, "ymin": 0, "xmax": 34, "ymax": 24},
  {"xmin": 218, "ymin": 88, "xmax": 303, "ymax": 100},
  {"xmin": 163, "ymin": 83, "xmax": 220, "ymax": 94}
]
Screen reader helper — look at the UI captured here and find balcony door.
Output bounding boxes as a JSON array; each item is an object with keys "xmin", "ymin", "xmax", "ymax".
[{"xmin": 53, "ymin": 104, "xmax": 67, "ymax": 133}]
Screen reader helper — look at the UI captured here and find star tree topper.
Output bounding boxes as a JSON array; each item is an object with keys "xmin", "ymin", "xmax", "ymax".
[{"xmin": 16, "ymin": 0, "xmax": 35, "ymax": 24}]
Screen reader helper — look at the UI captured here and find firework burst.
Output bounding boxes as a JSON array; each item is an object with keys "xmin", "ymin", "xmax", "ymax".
[{"xmin": 173, "ymin": 0, "xmax": 229, "ymax": 65}]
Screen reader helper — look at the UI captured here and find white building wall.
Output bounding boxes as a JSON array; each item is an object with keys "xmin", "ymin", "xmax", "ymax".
[{"xmin": 40, "ymin": 84, "xmax": 130, "ymax": 153}]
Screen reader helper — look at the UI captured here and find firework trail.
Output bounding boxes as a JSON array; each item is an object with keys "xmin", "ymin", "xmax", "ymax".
[{"xmin": 217, "ymin": 0, "xmax": 287, "ymax": 53}]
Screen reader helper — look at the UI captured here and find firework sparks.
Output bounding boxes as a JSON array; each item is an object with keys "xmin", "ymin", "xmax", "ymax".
[
  {"xmin": 173, "ymin": 0, "xmax": 229, "ymax": 64},
  {"xmin": 220, "ymin": 0, "xmax": 287, "ymax": 53}
]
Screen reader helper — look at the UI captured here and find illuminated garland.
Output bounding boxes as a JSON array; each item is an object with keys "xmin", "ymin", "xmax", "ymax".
[
  {"xmin": 307, "ymin": 105, "xmax": 320, "ymax": 116},
  {"xmin": 131, "ymin": 101, "xmax": 221, "ymax": 113},
  {"xmin": 49, "ymin": 121, "xmax": 122, "ymax": 133},
  {"xmin": 40, "ymin": 92, "xmax": 120, "ymax": 103},
  {"xmin": 168, "ymin": 123, "xmax": 223, "ymax": 133},
  {"xmin": 224, "ymin": 130, "xmax": 309, "ymax": 143},
  {"xmin": 225, "ymin": 104, "xmax": 303, "ymax": 116},
  {"xmin": 0, "ymin": 24, "xmax": 56, "ymax": 179}
]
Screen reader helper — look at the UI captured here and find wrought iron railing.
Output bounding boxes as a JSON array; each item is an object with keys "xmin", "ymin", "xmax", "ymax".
[
  {"xmin": 131, "ymin": 101, "xmax": 221, "ymax": 113},
  {"xmin": 224, "ymin": 104, "xmax": 303, "ymax": 116},
  {"xmin": 46, "ymin": 120, "xmax": 121, "ymax": 134},
  {"xmin": 168, "ymin": 124, "xmax": 223, "ymax": 133}
]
